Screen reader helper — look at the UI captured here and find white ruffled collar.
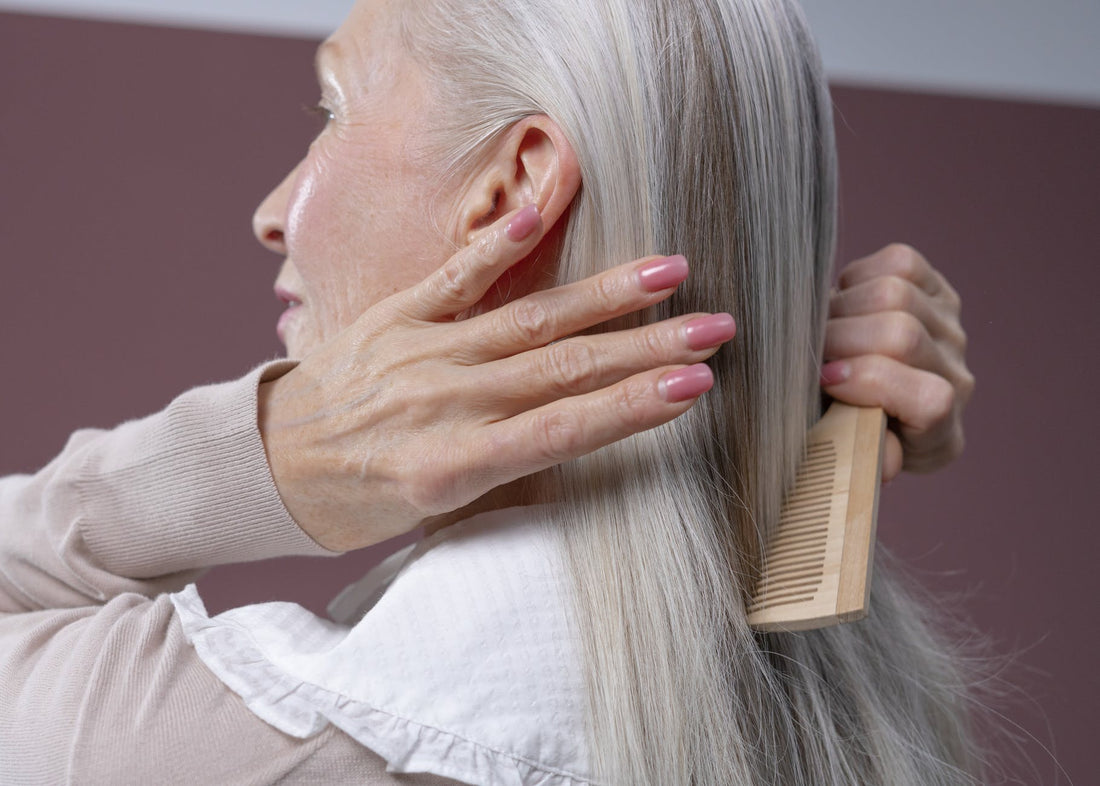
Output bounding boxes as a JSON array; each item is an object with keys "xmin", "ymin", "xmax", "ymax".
[{"xmin": 171, "ymin": 506, "xmax": 593, "ymax": 785}]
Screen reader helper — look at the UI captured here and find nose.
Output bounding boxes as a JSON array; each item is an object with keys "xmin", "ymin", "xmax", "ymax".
[{"xmin": 252, "ymin": 165, "xmax": 299, "ymax": 255}]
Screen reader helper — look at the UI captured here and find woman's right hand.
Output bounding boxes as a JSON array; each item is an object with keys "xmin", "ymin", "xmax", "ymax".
[{"xmin": 257, "ymin": 205, "xmax": 735, "ymax": 552}]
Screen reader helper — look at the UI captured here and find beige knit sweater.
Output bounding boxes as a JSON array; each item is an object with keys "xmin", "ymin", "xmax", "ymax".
[{"xmin": 0, "ymin": 362, "xmax": 463, "ymax": 785}]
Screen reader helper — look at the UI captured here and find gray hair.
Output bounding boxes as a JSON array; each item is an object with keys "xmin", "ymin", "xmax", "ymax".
[{"xmin": 403, "ymin": 0, "xmax": 989, "ymax": 782}]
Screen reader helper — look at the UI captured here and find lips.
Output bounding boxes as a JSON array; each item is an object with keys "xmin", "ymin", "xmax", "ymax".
[
  {"xmin": 275, "ymin": 285, "xmax": 302, "ymax": 308},
  {"xmin": 275, "ymin": 285, "xmax": 303, "ymax": 345}
]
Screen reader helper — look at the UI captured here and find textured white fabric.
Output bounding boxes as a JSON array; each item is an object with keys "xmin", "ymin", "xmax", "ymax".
[{"xmin": 171, "ymin": 507, "xmax": 594, "ymax": 786}]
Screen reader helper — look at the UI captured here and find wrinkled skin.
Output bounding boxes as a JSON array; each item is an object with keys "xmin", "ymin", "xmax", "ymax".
[{"xmin": 250, "ymin": 0, "xmax": 974, "ymax": 550}]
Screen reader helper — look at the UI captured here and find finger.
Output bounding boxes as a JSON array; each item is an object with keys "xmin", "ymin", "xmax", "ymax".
[
  {"xmin": 481, "ymin": 363, "xmax": 713, "ymax": 479},
  {"xmin": 395, "ymin": 204, "xmax": 545, "ymax": 321},
  {"xmin": 881, "ymin": 432, "xmax": 903, "ymax": 484},
  {"xmin": 823, "ymin": 312, "xmax": 949, "ymax": 379},
  {"xmin": 828, "ymin": 275, "xmax": 965, "ymax": 346},
  {"xmin": 830, "ymin": 275, "xmax": 933, "ymax": 321},
  {"xmin": 837, "ymin": 243, "xmax": 949, "ymax": 299},
  {"xmin": 820, "ymin": 355, "xmax": 951, "ymax": 430},
  {"xmin": 820, "ymin": 355, "xmax": 963, "ymax": 472},
  {"xmin": 456, "ymin": 254, "xmax": 691, "ymax": 361},
  {"xmin": 825, "ymin": 310, "xmax": 972, "ymax": 394},
  {"xmin": 473, "ymin": 312, "xmax": 735, "ymax": 413}
]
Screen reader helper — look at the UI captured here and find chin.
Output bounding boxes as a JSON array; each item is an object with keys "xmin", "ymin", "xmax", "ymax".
[
  {"xmin": 285, "ymin": 334, "xmax": 320, "ymax": 362},
  {"xmin": 279, "ymin": 335, "xmax": 302, "ymax": 362},
  {"xmin": 281, "ymin": 324, "xmax": 312, "ymax": 361}
]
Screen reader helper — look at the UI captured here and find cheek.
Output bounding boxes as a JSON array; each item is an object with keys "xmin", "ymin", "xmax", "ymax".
[
  {"xmin": 285, "ymin": 153, "xmax": 337, "ymax": 259},
  {"xmin": 284, "ymin": 150, "xmax": 370, "ymax": 328},
  {"xmin": 283, "ymin": 136, "xmax": 459, "ymax": 342}
]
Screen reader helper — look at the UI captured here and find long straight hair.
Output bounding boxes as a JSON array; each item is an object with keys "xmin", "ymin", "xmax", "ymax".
[{"xmin": 404, "ymin": 0, "xmax": 988, "ymax": 782}]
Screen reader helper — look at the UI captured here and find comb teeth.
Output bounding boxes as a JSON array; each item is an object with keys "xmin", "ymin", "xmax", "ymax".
[
  {"xmin": 746, "ymin": 441, "xmax": 834, "ymax": 614},
  {"xmin": 747, "ymin": 404, "xmax": 886, "ymax": 633}
]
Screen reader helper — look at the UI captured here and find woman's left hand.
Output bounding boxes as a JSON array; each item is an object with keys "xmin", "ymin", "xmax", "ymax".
[{"xmin": 820, "ymin": 244, "xmax": 975, "ymax": 482}]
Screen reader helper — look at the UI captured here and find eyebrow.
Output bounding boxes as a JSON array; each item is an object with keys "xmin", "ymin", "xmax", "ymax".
[{"xmin": 313, "ymin": 40, "xmax": 340, "ymax": 78}]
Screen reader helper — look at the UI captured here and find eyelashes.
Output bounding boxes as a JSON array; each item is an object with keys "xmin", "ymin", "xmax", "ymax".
[{"xmin": 302, "ymin": 102, "xmax": 335, "ymax": 129}]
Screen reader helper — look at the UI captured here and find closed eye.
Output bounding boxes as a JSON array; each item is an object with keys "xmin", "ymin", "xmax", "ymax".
[{"xmin": 302, "ymin": 102, "xmax": 335, "ymax": 128}]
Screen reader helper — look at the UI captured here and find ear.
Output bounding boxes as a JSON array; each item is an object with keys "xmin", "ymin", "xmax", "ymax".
[{"xmin": 453, "ymin": 114, "xmax": 581, "ymax": 247}]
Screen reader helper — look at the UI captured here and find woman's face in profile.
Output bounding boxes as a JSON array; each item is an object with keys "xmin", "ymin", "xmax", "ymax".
[{"xmin": 252, "ymin": 0, "xmax": 455, "ymax": 361}]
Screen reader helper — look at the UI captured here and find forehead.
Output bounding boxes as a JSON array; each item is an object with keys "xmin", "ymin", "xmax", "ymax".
[
  {"xmin": 316, "ymin": 0, "xmax": 412, "ymax": 88},
  {"xmin": 324, "ymin": 0, "xmax": 400, "ymax": 58}
]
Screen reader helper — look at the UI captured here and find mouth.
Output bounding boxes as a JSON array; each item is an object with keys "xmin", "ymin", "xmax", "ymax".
[
  {"xmin": 275, "ymin": 285, "xmax": 303, "ymax": 309},
  {"xmin": 275, "ymin": 285, "xmax": 303, "ymax": 345}
]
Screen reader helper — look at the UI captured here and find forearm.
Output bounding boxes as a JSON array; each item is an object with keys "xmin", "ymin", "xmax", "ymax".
[{"xmin": 0, "ymin": 360, "xmax": 335, "ymax": 613}]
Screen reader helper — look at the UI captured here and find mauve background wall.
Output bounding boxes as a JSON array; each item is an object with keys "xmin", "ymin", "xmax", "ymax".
[{"xmin": 1, "ymin": 12, "xmax": 1096, "ymax": 783}]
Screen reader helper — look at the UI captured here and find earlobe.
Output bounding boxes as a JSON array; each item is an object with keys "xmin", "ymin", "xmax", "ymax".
[{"xmin": 457, "ymin": 115, "xmax": 581, "ymax": 246}]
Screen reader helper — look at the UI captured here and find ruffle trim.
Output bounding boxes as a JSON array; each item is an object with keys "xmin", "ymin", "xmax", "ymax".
[{"xmin": 171, "ymin": 585, "xmax": 594, "ymax": 786}]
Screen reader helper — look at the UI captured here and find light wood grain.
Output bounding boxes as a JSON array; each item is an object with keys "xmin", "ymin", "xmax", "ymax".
[{"xmin": 747, "ymin": 403, "xmax": 886, "ymax": 632}]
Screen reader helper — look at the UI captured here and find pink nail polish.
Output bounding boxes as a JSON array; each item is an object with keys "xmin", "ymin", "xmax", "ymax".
[
  {"xmin": 637, "ymin": 255, "xmax": 688, "ymax": 292},
  {"xmin": 820, "ymin": 361, "xmax": 851, "ymax": 387},
  {"xmin": 659, "ymin": 364, "xmax": 714, "ymax": 403},
  {"xmin": 684, "ymin": 313, "xmax": 736, "ymax": 350},
  {"xmin": 506, "ymin": 204, "xmax": 540, "ymax": 241}
]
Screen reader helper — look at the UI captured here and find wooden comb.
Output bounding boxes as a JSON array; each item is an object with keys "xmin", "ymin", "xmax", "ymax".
[{"xmin": 747, "ymin": 403, "xmax": 887, "ymax": 632}]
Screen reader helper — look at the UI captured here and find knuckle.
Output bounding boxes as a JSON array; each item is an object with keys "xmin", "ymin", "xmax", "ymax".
[
  {"xmin": 506, "ymin": 299, "xmax": 554, "ymax": 344},
  {"xmin": 612, "ymin": 379, "xmax": 654, "ymax": 430},
  {"xmin": 542, "ymin": 341, "xmax": 599, "ymax": 392},
  {"xmin": 885, "ymin": 312, "xmax": 927, "ymax": 360},
  {"xmin": 591, "ymin": 272, "xmax": 624, "ymax": 313},
  {"xmin": 434, "ymin": 260, "xmax": 472, "ymax": 304},
  {"xmin": 850, "ymin": 354, "xmax": 892, "ymax": 395},
  {"xmin": 844, "ymin": 354, "xmax": 877, "ymax": 387},
  {"xmin": 922, "ymin": 376, "xmax": 956, "ymax": 426},
  {"xmin": 472, "ymin": 231, "xmax": 503, "ymax": 265},
  {"xmin": 941, "ymin": 280, "xmax": 963, "ymax": 311},
  {"xmin": 533, "ymin": 409, "xmax": 585, "ymax": 462},
  {"xmin": 958, "ymin": 369, "xmax": 976, "ymax": 402},
  {"xmin": 636, "ymin": 324, "xmax": 675, "ymax": 362},
  {"xmin": 883, "ymin": 242, "xmax": 921, "ymax": 274},
  {"xmin": 947, "ymin": 322, "xmax": 969, "ymax": 354},
  {"xmin": 870, "ymin": 276, "xmax": 914, "ymax": 312}
]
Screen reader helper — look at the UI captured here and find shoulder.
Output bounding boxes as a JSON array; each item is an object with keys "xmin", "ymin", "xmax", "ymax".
[
  {"xmin": 174, "ymin": 507, "xmax": 596, "ymax": 785},
  {"xmin": 0, "ymin": 592, "xmax": 384, "ymax": 784}
]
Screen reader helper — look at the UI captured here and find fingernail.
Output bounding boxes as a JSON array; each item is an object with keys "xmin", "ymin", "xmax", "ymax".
[
  {"xmin": 506, "ymin": 204, "xmax": 540, "ymax": 241},
  {"xmin": 684, "ymin": 313, "xmax": 736, "ymax": 351},
  {"xmin": 820, "ymin": 361, "xmax": 851, "ymax": 386},
  {"xmin": 659, "ymin": 363, "xmax": 714, "ymax": 402},
  {"xmin": 637, "ymin": 255, "xmax": 688, "ymax": 292}
]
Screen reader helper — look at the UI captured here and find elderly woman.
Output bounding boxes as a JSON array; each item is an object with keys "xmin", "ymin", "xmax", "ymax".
[{"xmin": 0, "ymin": 0, "xmax": 976, "ymax": 783}]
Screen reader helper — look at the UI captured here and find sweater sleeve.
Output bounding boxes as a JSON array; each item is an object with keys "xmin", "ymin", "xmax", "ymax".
[
  {"xmin": 0, "ymin": 366, "xmax": 465, "ymax": 784},
  {"xmin": 0, "ymin": 361, "xmax": 335, "ymax": 614},
  {"xmin": 0, "ymin": 591, "xmax": 466, "ymax": 784}
]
